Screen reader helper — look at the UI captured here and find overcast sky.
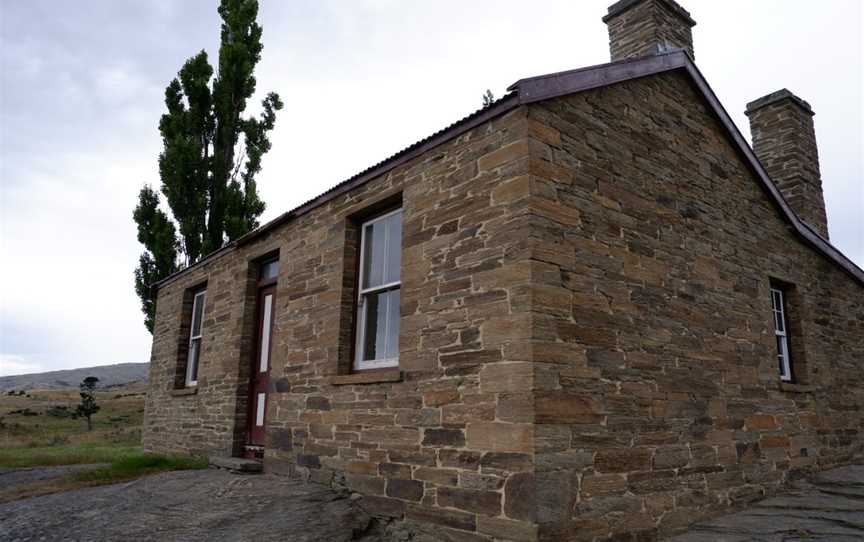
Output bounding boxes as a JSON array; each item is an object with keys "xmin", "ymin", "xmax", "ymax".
[{"xmin": 1, "ymin": 0, "xmax": 861, "ymax": 377}]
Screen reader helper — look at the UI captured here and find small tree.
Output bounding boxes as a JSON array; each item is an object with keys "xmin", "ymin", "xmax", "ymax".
[
  {"xmin": 482, "ymin": 89, "xmax": 495, "ymax": 107},
  {"xmin": 76, "ymin": 377, "xmax": 100, "ymax": 431}
]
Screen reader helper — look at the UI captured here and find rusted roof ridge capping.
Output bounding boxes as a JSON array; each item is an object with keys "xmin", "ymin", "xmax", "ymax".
[{"xmin": 154, "ymin": 50, "xmax": 864, "ymax": 290}]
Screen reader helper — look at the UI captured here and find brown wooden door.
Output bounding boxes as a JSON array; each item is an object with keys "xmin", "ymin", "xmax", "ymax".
[{"xmin": 247, "ymin": 284, "xmax": 276, "ymax": 455}]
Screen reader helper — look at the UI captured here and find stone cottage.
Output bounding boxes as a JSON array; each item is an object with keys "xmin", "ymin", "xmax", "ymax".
[{"xmin": 143, "ymin": 1, "xmax": 864, "ymax": 540}]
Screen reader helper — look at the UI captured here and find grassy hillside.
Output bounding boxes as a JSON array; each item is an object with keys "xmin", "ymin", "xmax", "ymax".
[
  {"xmin": 0, "ymin": 382, "xmax": 146, "ymax": 467},
  {"xmin": 0, "ymin": 382, "xmax": 210, "ymax": 502},
  {"xmin": 0, "ymin": 362, "xmax": 149, "ymax": 391}
]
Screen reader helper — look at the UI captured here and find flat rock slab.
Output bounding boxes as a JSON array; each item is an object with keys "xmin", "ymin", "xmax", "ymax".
[
  {"xmin": 208, "ymin": 455, "xmax": 263, "ymax": 473},
  {"xmin": 668, "ymin": 465, "xmax": 864, "ymax": 541},
  {"xmin": 0, "ymin": 469, "xmax": 373, "ymax": 542}
]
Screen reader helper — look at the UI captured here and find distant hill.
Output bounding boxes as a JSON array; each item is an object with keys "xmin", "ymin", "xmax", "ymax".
[{"xmin": 0, "ymin": 363, "xmax": 149, "ymax": 391}]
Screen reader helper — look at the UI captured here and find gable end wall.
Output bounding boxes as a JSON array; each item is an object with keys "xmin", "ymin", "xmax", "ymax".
[{"xmin": 525, "ymin": 70, "xmax": 864, "ymax": 541}]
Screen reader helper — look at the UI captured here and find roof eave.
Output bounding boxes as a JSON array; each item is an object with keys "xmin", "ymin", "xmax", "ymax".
[
  {"xmin": 234, "ymin": 92, "xmax": 521, "ymax": 249},
  {"xmin": 152, "ymin": 93, "xmax": 522, "ymax": 291}
]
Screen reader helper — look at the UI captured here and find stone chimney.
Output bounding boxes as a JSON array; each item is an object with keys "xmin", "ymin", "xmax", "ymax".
[
  {"xmin": 746, "ymin": 89, "xmax": 829, "ymax": 239},
  {"xmin": 602, "ymin": 0, "xmax": 696, "ymax": 62}
]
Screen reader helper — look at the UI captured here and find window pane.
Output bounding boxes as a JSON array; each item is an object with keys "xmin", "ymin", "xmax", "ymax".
[
  {"xmin": 385, "ymin": 289, "xmax": 400, "ymax": 359},
  {"xmin": 361, "ymin": 293, "xmax": 381, "ymax": 361},
  {"xmin": 192, "ymin": 292, "xmax": 205, "ymax": 336},
  {"xmin": 362, "ymin": 290, "xmax": 400, "ymax": 362},
  {"xmin": 187, "ymin": 338, "xmax": 200, "ymax": 383},
  {"xmin": 362, "ymin": 221, "xmax": 386, "ymax": 289},
  {"xmin": 361, "ymin": 295, "xmax": 374, "ymax": 361},
  {"xmin": 385, "ymin": 212, "xmax": 402, "ymax": 284},
  {"xmin": 772, "ymin": 290, "xmax": 785, "ymax": 333},
  {"xmin": 776, "ymin": 335, "xmax": 792, "ymax": 380},
  {"xmin": 770, "ymin": 287, "xmax": 793, "ymax": 381},
  {"xmin": 771, "ymin": 291, "xmax": 783, "ymax": 327},
  {"xmin": 261, "ymin": 260, "xmax": 279, "ymax": 280}
]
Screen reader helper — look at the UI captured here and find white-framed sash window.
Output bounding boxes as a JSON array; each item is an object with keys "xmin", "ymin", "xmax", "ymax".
[
  {"xmin": 355, "ymin": 208, "xmax": 402, "ymax": 370},
  {"xmin": 186, "ymin": 289, "xmax": 206, "ymax": 386},
  {"xmin": 770, "ymin": 286, "xmax": 792, "ymax": 382}
]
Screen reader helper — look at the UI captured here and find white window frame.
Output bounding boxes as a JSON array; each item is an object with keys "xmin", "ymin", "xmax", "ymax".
[
  {"xmin": 354, "ymin": 208, "xmax": 402, "ymax": 371},
  {"xmin": 185, "ymin": 289, "xmax": 206, "ymax": 387},
  {"xmin": 771, "ymin": 286, "xmax": 792, "ymax": 382}
]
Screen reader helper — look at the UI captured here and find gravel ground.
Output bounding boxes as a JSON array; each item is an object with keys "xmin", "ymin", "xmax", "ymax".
[{"xmin": 0, "ymin": 468, "xmax": 373, "ymax": 542}]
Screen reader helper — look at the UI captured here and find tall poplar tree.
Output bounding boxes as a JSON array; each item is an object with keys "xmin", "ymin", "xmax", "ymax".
[{"xmin": 133, "ymin": 0, "xmax": 282, "ymax": 332}]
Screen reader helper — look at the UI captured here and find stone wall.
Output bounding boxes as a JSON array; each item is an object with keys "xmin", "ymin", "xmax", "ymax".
[
  {"xmin": 145, "ymin": 106, "xmax": 545, "ymax": 540},
  {"xmin": 143, "ymin": 233, "xmax": 281, "ymax": 457},
  {"xmin": 144, "ymin": 68, "xmax": 863, "ymax": 542},
  {"xmin": 525, "ymin": 70, "xmax": 864, "ymax": 540},
  {"xmin": 267, "ymin": 106, "xmax": 545, "ymax": 540}
]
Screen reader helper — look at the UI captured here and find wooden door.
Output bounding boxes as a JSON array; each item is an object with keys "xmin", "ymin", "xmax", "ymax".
[{"xmin": 247, "ymin": 284, "xmax": 276, "ymax": 456}]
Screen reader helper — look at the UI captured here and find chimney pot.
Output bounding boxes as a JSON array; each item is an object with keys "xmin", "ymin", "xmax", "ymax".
[
  {"xmin": 603, "ymin": 0, "xmax": 696, "ymax": 62},
  {"xmin": 746, "ymin": 89, "xmax": 830, "ymax": 238}
]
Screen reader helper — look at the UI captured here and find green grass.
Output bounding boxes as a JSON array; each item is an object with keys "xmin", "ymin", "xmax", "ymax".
[
  {"xmin": 0, "ymin": 442, "xmax": 141, "ymax": 469},
  {"xmin": 0, "ymin": 383, "xmax": 208, "ymax": 503},
  {"xmin": 0, "ymin": 452, "xmax": 208, "ymax": 503},
  {"xmin": 68, "ymin": 453, "xmax": 208, "ymax": 483},
  {"xmin": 0, "ymin": 383, "xmax": 147, "ymax": 450},
  {"xmin": 1, "ymin": 382, "xmax": 146, "ymax": 469}
]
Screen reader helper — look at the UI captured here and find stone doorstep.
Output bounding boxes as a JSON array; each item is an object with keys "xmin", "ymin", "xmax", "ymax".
[{"xmin": 208, "ymin": 456, "xmax": 263, "ymax": 474}]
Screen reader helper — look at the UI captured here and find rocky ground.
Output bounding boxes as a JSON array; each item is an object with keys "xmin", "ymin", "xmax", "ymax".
[
  {"xmin": 668, "ymin": 465, "xmax": 864, "ymax": 541},
  {"xmin": 0, "ymin": 464, "xmax": 107, "ymax": 488},
  {"xmin": 0, "ymin": 468, "xmax": 373, "ymax": 542},
  {"xmin": 1, "ymin": 465, "xmax": 862, "ymax": 541}
]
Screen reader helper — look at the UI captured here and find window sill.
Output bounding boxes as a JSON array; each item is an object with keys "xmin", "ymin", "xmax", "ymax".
[
  {"xmin": 170, "ymin": 387, "xmax": 198, "ymax": 397},
  {"xmin": 330, "ymin": 369, "xmax": 401, "ymax": 386},
  {"xmin": 779, "ymin": 382, "xmax": 814, "ymax": 394}
]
